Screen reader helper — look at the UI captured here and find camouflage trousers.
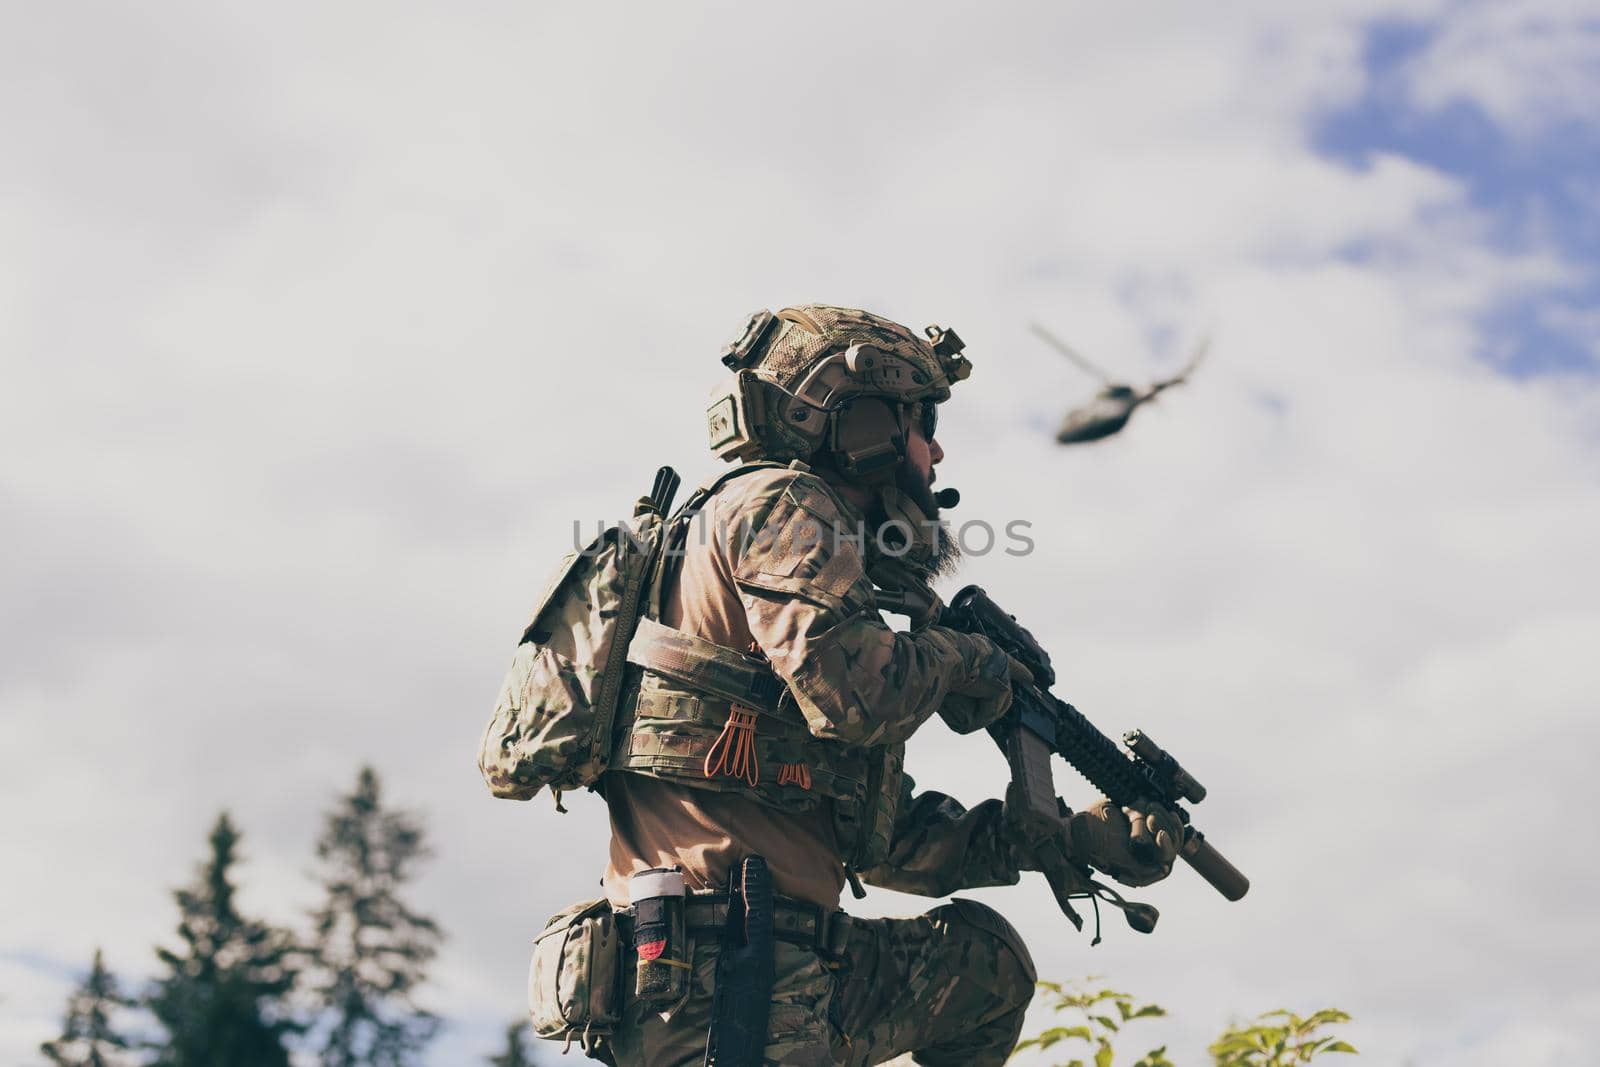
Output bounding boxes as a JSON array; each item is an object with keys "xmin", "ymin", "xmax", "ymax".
[{"xmin": 602, "ymin": 898, "xmax": 1036, "ymax": 1067}]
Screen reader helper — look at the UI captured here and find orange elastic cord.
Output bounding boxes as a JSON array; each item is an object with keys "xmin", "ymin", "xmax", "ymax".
[
  {"xmin": 777, "ymin": 763, "xmax": 812, "ymax": 790},
  {"xmin": 703, "ymin": 707, "xmax": 761, "ymax": 787}
]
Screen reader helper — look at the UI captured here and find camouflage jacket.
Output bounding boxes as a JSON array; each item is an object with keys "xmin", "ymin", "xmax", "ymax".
[
  {"xmin": 610, "ymin": 462, "xmax": 1025, "ymax": 889},
  {"xmin": 726, "ymin": 465, "xmax": 999, "ymax": 746}
]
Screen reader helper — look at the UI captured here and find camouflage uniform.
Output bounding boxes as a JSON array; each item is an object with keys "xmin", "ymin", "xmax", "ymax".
[
  {"xmin": 500, "ymin": 305, "xmax": 1043, "ymax": 1065},
  {"xmin": 495, "ymin": 306, "xmax": 1186, "ymax": 1064},
  {"xmin": 605, "ymin": 463, "xmax": 1019, "ymax": 905},
  {"xmin": 601, "ymin": 462, "xmax": 1040, "ymax": 1066}
]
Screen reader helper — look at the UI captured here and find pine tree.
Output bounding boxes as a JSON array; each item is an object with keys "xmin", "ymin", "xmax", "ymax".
[
  {"xmin": 39, "ymin": 949, "xmax": 139, "ymax": 1067},
  {"xmin": 146, "ymin": 812, "xmax": 301, "ymax": 1067},
  {"xmin": 306, "ymin": 766, "xmax": 442, "ymax": 1067},
  {"xmin": 486, "ymin": 1020, "xmax": 536, "ymax": 1067}
]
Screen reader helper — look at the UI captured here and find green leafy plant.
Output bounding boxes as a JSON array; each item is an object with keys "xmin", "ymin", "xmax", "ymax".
[
  {"xmin": 1015, "ymin": 982, "xmax": 1358, "ymax": 1067},
  {"xmin": 1012, "ymin": 979, "xmax": 1174, "ymax": 1067},
  {"xmin": 1208, "ymin": 1009, "xmax": 1357, "ymax": 1066}
]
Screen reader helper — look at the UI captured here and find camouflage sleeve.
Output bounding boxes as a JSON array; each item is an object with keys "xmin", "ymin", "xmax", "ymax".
[
  {"xmin": 857, "ymin": 771, "xmax": 1026, "ymax": 896},
  {"xmin": 727, "ymin": 471, "xmax": 1000, "ymax": 747}
]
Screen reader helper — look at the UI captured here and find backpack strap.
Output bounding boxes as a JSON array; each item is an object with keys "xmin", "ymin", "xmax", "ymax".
[{"xmin": 646, "ymin": 460, "xmax": 800, "ymax": 620}]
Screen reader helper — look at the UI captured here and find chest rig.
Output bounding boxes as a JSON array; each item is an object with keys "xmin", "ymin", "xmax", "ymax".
[{"xmin": 607, "ymin": 462, "xmax": 903, "ymax": 873}]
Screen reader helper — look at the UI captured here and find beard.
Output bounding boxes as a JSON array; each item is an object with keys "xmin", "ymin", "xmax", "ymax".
[
  {"xmin": 927, "ymin": 520, "xmax": 962, "ymax": 579},
  {"xmin": 875, "ymin": 462, "xmax": 963, "ymax": 580}
]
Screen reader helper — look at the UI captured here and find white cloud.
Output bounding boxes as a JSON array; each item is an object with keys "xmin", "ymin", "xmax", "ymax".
[
  {"xmin": 1401, "ymin": 0, "xmax": 1600, "ymax": 135},
  {"xmin": 2, "ymin": 2, "xmax": 1596, "ymax": 1066}
]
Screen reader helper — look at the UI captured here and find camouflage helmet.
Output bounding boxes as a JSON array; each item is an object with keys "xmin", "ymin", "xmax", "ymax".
[{"xmin": 706, "ymin": 304, "xmax": 972, "ymax": 474}]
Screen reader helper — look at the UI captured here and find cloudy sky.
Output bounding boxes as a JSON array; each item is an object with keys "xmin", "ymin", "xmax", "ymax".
[{"xmin": 4, "ymin": 1, "xmax": 1598, "ymax": 1064}]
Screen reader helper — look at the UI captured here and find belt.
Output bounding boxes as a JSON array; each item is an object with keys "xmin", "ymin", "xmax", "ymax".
[{"xmin": 620, "ymin": 890, "xmax": 853, "ymax": 957}]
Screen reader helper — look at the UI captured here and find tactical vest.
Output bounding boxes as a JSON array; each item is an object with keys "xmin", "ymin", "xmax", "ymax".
[{"xmin": 608, "ymin": 462, "xmax": 903, "ymax": 873}]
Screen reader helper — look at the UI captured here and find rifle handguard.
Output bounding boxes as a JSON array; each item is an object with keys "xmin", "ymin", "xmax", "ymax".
[{"xmin": 942, "ymin": 584, "xmax": 1252, "ymax": 908}]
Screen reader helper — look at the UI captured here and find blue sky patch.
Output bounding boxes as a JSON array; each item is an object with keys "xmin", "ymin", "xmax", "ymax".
[
  {"xmin": 1, "ymin": 948, "xmax": 80, "ymax": 985},
  {"xmin": 1313, "ymin": 17, "xmax": 1599, "ymax": 377}
]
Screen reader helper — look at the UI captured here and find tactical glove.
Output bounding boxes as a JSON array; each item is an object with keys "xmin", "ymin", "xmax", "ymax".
[
  {"xmin": 936, "ymin": 636, "xmax": 1034, "ymax": 734},
  {"xmin": 1067, "ymin": 797, "xmax": 1182, "ymax": 888}
]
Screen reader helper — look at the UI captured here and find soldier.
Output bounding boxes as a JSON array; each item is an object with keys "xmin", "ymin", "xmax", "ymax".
[{"xmin": 510, "ymin": 305, "xmax": 1183, "ymax": 1066}]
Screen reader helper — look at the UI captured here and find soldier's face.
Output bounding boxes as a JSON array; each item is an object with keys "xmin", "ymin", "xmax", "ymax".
[
  {"xmin": 897, "ymin": 422, "xmax": 961, "ymax": 577},
  {"xmin": 900, "ymin": 423, "xmax": 943, "ymax": 515}
]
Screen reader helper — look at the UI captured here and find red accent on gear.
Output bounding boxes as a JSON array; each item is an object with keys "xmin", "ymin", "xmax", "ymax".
[{"xmin": 638, "ymin": 939, "xmax": 667, "ymax": 961}]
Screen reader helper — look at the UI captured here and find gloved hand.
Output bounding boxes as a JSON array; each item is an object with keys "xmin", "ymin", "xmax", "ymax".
[
  {"xmin": 1067, "ymin": 797, "xmax": 1183, "ymax": 888},
  {"xmin": 936, "ymin": 634, "xmax": 1034, "ymax": 734}
]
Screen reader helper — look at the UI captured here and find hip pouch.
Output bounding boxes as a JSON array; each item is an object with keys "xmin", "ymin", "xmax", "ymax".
[
  {"xmin": 629, "ymin": 867, "xmax": 690, "ymax": 1006},
  {"xmin": 528, "ymin": 898, "xmax": 622, "ymax": 1054}
]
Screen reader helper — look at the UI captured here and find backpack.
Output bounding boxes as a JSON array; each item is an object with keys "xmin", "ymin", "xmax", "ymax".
[
  {"xmin": 477, "ymin": 462, "xmax": 785, "ymax": 806},
  {"xmin": 477, "ymin": 467, "xmax": 683, "ymax": 805}
]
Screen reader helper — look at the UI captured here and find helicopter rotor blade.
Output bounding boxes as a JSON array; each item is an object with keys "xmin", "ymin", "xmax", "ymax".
[
  {"xmin": 1150, "ymin": 334, "xmax": 1212, "ymax": 391},
  {"xmin": 1179, "ymin": 334, "xmax": 1211, "ymax": 377},
  {"xmin": 1029, "ymin": 322, "xmax": 1115, "ymax": 384}
]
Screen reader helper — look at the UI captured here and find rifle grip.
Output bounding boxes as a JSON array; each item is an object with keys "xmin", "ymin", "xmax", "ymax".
[{"xmin": 1180, "ymin": 832, "xmax": 1250, "ymax": 901}]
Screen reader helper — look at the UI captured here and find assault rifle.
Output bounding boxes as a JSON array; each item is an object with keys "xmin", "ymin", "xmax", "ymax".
[{"xmin": 924, "ymin": 584, "xmax": 1250, "ymax": 934}]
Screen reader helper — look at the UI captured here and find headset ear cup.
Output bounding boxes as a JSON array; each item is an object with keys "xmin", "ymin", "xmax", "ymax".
[{"xmin": 828, "ymin": 398, "xmax": 906, "ymax": 483}]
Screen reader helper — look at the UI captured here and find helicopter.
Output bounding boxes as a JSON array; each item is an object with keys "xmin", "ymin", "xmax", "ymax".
[{"xmin": 1030, "ymin": 323, "xmax": 1210, "ymax": 445}]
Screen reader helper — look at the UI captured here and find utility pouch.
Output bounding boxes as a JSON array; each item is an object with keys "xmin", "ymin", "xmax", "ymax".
[
  {"xmin": 528, "ymin": 898, "xmax": 622, "ymax": 1052},
  {"xmin": 629, "ymin": 867, "xmax": 689, "ymax": 1005}
]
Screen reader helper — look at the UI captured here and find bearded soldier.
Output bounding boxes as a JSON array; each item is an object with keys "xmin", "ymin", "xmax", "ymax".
[{"xmin": 486, "ymin": 305, "xmax": 1182, "ymax": 1067}]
